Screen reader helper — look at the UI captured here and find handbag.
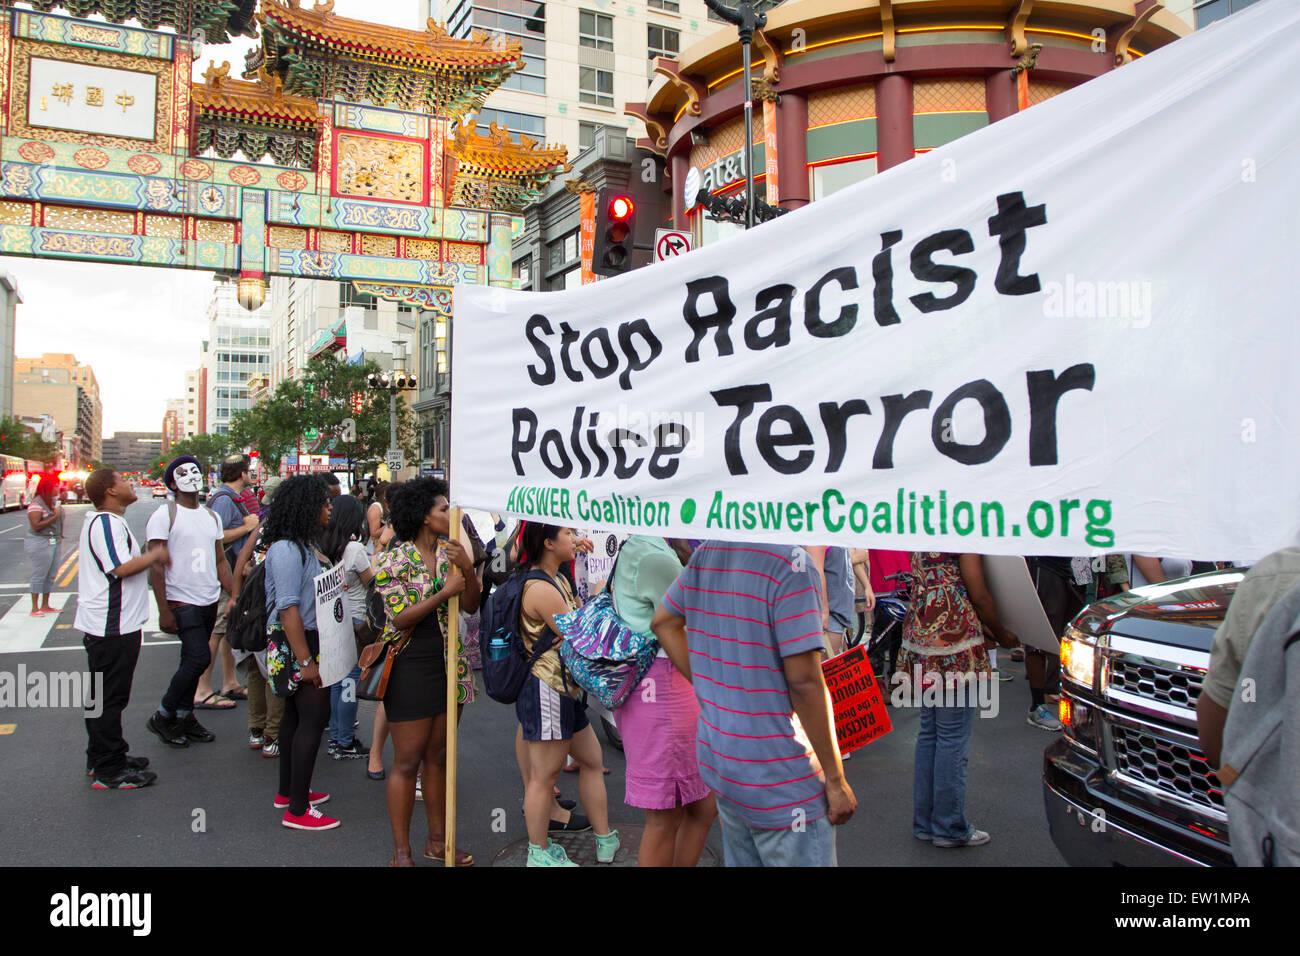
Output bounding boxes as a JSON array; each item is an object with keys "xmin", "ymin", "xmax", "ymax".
[
  {"xmin": 357, "ymin": 639, "xmax": 394, "ymax": 701},
  {"xmin": 554, "ymin": 552, "xmax": 660, "ymax": 710}
]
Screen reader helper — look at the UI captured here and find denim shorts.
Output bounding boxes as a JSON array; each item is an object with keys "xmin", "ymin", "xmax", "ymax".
[{"xmin": 715, "ymin": 799, "xmax": 837, "ymax": 867}]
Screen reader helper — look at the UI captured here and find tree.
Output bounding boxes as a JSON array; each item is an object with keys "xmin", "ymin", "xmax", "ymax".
[
  {"xmin": 155, "ymin": 432, "xmax": 233, "ymax": 482},
  {"xmin": 299, "ymin": 355, "xmax": 417, "ymax": 472},
  {"xmin": 0, "ymin": 415, "xmax": 61, "ymax": 463},
  {"xmin": 228, "ymin": 377, "xmax": 310, "ymax": 472},
  {"xmin": 219, "ymin": 355, "xmax": 417, "ymax": 479}
]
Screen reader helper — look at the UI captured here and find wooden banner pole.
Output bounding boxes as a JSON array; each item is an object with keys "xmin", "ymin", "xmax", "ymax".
[{"xmin": 445, "ymin": 505, "xmax": 461, "ymax": 867}]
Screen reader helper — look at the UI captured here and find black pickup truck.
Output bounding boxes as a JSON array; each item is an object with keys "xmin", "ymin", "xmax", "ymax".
[{"xmin": 1043, "ymin": 569, "xmax": 1243, "ymax": 866}]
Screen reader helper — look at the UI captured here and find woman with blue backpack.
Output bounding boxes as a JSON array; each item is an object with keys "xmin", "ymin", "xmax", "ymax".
[
  {"xmin": 514, "ymin": 522, "xmax": 620, "ymax": 867},
  {"xmin": 606, "ymin": 536, "xmax": 716, "ymax": 866}
]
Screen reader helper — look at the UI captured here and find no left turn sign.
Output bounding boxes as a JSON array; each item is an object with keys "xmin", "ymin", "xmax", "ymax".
[{"xmin": 654, "ymin": 228, "xmax": 693, "ymax": 262}]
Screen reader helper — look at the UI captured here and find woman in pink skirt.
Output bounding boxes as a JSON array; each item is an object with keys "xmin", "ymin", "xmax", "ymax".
[{"xmin": 611, "ymin": 536, "xmax": 716, "ymax": 866}]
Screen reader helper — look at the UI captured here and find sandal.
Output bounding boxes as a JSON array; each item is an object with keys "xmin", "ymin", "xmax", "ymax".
[
  {"xmin": 221, "ymin": 686, "xmax": 248, "ymax": 700},
  {"xmin": 194, "ymin": 692, "xmax": 236, "ymax": 710},
  {"xmin": 424, "ymin": 841, "xmax": 474, "ymax": 866}
]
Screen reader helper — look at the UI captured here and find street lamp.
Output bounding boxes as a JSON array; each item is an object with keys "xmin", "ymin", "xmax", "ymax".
[
  {"xmin": 702, "ymin": 0, "xmax": 785, "ymax": 229},
  {"xmin": 435, "ymin": 320, "xmax": 448, "ymax": 377},
  {"xmin": 365, "ymin": 340, "xmax": 417, "ymax": 476}
]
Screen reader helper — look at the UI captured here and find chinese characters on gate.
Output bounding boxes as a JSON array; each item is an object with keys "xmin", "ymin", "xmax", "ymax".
[{"xmin": 42, "ymin": 81, "xmax": 135, "ymax": 113}]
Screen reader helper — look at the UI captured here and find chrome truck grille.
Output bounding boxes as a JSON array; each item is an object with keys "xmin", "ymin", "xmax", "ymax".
[
  {"xmin": 1109, "ymin": 722, "xmax": 1225, "ymax": 814},
  {"xmin": 1099, "ymin": 635, "xmax": 1225, "ymax": 820}
]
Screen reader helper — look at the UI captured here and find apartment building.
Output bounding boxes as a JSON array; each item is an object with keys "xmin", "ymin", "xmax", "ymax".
[
  {"xmin": 0, "ymin": 273, "xmax": 20, "ymax": 419},
  {"xmin": 431, "ymin": 0, "xmax": 730, "ymax": 159},
  {"xmin": 13, "ymin": 352, "xmax": 100, "ymax": 464},
  {"xmin": 162, "ymin": 398, "xmax": 186, "ymax": 452},
  {"xmin": 267, "ymin": 278, "xmax": 418, "ymax": 389}
]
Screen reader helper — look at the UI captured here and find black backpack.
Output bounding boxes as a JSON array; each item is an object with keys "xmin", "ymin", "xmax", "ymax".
[
  {"xmin": 226, "ymin": 562, "xmax": 268, "ymax": 652},
  {"xmin": 479, "ymin": 569, "xmax": 563, "ymax": 704}
]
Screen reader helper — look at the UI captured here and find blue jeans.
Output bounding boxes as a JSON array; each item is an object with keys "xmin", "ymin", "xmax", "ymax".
[
  {"xmin": 715, "ymin": 799, "xmax": 837, "ymax": 867},
  {"xmin": 328, "ymin": 663, "xmax": 362, "ymax": 745},
  {"xmin": 913, "ymin": 703, "xmax": 977, "ymax": 841}
]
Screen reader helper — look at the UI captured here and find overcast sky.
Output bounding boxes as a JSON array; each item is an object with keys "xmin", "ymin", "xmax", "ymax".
[{"xmin": 5, "ymin": 0, "xmax": 422, "ymax": 436}]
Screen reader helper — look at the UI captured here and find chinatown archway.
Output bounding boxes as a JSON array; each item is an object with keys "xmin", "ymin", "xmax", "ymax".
[{"xmin": 0, "ymin": 0, "xmax": 568, "ymax": 315}]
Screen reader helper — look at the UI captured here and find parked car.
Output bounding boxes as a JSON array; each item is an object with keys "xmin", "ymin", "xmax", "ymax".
[{"xmin": 1043, "ymin": 568, "xmax": 1244, "ymax": 866}]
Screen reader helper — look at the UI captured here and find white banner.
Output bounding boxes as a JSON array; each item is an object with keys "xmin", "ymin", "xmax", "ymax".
[
  {"xmin": 313, "ymin": 561, "xmax": 356, "ymax": 687},
  {"xmin": 452, "ymin": 0, "xmax": 1300, "ymax": 562}
]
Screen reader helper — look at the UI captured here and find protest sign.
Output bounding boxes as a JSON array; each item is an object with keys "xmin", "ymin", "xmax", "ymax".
[
  {"xmin": 822, "ymin": 645, "xmax": 892, "ymax": 754},
  {"xmin": 314, "ymin": 561, "xmax": 356, "ymax": 688},
  {"xmin": 574, "ymin": 530, "xmax": 625, "ymax": 603},
  {"xmin": 451, "ymin": 2, "xmax": 1300, "ymax": 561},
  {"xmin": 983, "ymin": 555, "xmax": 1061, "ymax": 654}
]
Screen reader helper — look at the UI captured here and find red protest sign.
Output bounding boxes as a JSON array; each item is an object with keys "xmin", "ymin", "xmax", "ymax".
[{"xmin": 822, "ymin": 645, "xmax": 892, "ymax": 754}]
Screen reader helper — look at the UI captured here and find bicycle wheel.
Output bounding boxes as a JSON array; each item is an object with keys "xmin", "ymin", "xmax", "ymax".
[{"xmin": 846, "ymin": 611, "xmax": 868, "ymax": 649}]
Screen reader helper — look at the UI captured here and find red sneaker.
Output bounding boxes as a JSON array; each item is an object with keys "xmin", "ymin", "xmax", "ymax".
[
  {"xmin": 281, "ymin": 806, "xmax": 340, "ymax": 831},
  {"xmin": 273, "ymin": 791, "xmax": 329, "ymax": 810}
]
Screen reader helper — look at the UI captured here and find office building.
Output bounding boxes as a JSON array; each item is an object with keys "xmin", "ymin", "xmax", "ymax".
[
  {"xmin": 201, "ymin": 280, "xmax": 271, "ymax": 436},
  {"xmin": 101, "ymin": 432, "xmax": 163, "ymax": 474}
]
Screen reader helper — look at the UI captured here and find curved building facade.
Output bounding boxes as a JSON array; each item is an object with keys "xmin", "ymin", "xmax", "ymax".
[{"xmin": 627, "ymin": 0, "xmax": 1191, "ymax": 245}]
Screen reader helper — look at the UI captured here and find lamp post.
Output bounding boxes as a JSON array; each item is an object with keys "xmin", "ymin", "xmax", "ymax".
[
  {"xmin": 365, "ymin": 339, "xmax": 417, "ymax": 478},
  {"xmin": 702, "ymin": 0, "xmax": 772, "ymax": 230}
]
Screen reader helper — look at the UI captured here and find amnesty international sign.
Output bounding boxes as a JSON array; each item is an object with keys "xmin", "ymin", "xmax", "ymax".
[{"xmin": 452, "ymin": 1, "xmax": 1300, "ymax": 561}]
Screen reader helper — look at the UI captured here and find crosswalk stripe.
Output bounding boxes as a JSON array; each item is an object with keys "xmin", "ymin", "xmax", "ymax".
[
  {"xmin": 53, "ymin": 550, "xmax": 77, "ymax": 580},
  {"xmin": 0, "ymin": 597, "xmax": 67, "ymax": 653},
  {"xmin": 56, "ymin": 556, "xmax": 78, "ymax": 588},
  {"xmin": 0, "ymin": 595, "xmax": 176, "ymax": 654}
]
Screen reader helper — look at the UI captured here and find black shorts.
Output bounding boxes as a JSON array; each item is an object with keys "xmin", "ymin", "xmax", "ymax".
[{"xmin": 515, "ymin": 674, "xmax": 589, "ymax": 742}]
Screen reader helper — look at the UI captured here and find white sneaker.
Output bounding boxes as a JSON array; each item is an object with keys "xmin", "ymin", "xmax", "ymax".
[
  {"xmin": 933, "ymin": 828, "xmax": 990, "ymax": 848},
  {"xmin": 1028, "ymin": 704, "xmax": 1064, "ymax": 731}
]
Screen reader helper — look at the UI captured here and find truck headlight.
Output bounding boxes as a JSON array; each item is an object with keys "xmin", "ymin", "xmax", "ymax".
[{"xmin": 1060, "ymin": 626, "xmax": 1097, "ymax": 688}]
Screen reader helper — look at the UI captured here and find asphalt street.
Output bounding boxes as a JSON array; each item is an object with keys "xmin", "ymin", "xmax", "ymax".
[{"xmin": 0, "ymin": 497, "xmax": 1067, "ymax": 866}]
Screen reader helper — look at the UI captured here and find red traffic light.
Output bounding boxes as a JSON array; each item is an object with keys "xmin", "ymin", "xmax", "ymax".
[{"xmin": 609, "ymin": 195, "xmax": 634, "ymax": 220}]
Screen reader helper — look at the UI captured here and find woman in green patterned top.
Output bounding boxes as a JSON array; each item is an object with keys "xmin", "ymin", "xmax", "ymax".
[{"xmin": 372, "ymin": 478, "xmax": 480, "ymax": 866}]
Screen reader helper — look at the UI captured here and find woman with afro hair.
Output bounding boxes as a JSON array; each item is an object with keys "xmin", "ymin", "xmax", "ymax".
[
  {"xmin": 261, "ymin": 474, "xmax": 336, "ymax": 830},
  {"xmin": 371, "ymin": 477, "xmax": 481, "ymax": 865}
]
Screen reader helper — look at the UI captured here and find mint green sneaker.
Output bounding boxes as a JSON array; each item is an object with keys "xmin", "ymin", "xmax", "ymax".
[
  {"xmin": 594, "ymin": 829, "xmax": 620, "ymax": 864},
  {"xmin": 527, "ymin": 840, "xmax": 577, "ymax": 867}
]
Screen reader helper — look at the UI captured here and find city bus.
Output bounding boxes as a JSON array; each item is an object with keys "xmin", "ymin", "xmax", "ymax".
[{"xmin": 1, "ymin": 456, "xmax": 43, "ymax": 511}]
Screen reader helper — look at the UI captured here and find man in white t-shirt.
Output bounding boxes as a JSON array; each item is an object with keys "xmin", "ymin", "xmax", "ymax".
[
  {"xmin": 144, "ymin": 455, "xmax": 235, "ymax": 749},
  {"xmin": 78, "ymin": 469, "xmax": 170, "ymax": 790}
]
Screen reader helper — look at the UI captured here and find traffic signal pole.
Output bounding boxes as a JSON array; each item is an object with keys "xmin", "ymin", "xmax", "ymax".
[{"xmin": 704, "ymin": 0, "xmax": 767, "ymax": 230}]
